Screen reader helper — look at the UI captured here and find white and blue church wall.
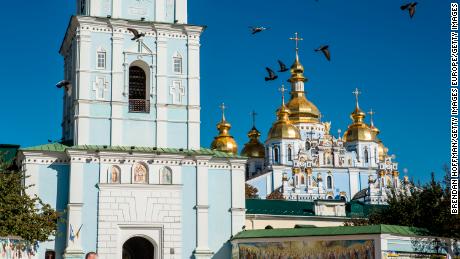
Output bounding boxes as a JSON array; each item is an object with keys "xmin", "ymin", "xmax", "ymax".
[
  {"xmin": 18, "ymin": 146, "xmax": 246, "ymax": 259},
  {"xmin": 18, "ymin": 151, "xmax": 70, "ymax": 257},
  {"xmin": 76, "ymin": 0, "xmax": 187, "ymax": 24},
  {"xmin": 59, "ymin": 16, "xmax": 202, "ymax": 150}
]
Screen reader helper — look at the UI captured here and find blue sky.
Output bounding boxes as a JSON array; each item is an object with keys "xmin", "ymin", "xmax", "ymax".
[{"xmin": 0, "ymin": 1, "xmax": 449, "ymax": 182}]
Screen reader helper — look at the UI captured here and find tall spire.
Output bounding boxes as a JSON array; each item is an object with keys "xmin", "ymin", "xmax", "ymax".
[
  {"xmin": 279, "ymin": 84, "xmax": 287, "ymax": 105},
  {"xmin": 251, "ymin": 110, "xmax": 257, "ymax": 128},
  {"xmin": 288, "ymin": 32, "xmax": 306, "ymax": 83},
  {"xmin": 219, "ymin": 102, "xmax": 227, "ymax": 121},
  {"xmin": 289, "ymin": 32, "xmax": 303, "ymax": 63},
  {"xmin": 368, "ymin": 109, "xmax": 375, "ymax": 127},
  {"xmin": 352, "ymin": 87, "xmax": 361, "ymax": 110}
]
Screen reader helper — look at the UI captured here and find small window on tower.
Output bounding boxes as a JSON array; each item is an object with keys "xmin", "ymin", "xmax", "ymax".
[
  {"xmin": 173, "ymin": 53, "xmax": 182, "ymax": 74},
  {"xmin": 97, "ymin": 52, "xmax": 106, "ymax": 69}
]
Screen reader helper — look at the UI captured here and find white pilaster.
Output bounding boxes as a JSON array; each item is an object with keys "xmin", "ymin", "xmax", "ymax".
[
  {"xmin": 230, "ymin": 163, "xmax": 246, "ymax": 236},
  {"xmin": 156, "ymin": 32, "xmax": 168, "ymax": 147},
  {"xmin": 175, "ymin": 0, "xmax": 188, "ymax": 23},
  {"xmin": 112, "ymin": 0, "xmax": 122, "ymax": 18},
  {"xmin": 194, "ymin": 159, "xmax": 213, "ymax": 258},
  {"xmin": 187, "ymin": 34, "xmax": 201, "ymax": 150},
  {"xmin": 110, "ymin": 30, "xmax": 125, "ymax": 146},
  {"xmin": 155, "ymin": 0, "xmax": 165, "ymax": 22},
  {"xmin": 64, "ymin": 160, "xmax": 85, "ymax": 258}
]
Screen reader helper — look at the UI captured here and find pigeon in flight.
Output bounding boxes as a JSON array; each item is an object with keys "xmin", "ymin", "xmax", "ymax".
[
  {"xmin": 128, "ymin": 28, "xmax": 146, "ymax": 41},
  {"xmin": 56, "ymin": 80, "xmax": 71, "ymax": 89},
  {"xmin": 400, "ymin": 2, "xmax": 417, "ymax": 19},
  {"xmin": 265, "ymin": 67, "xmax": 278, "ymax": 81},
  {"xmin": 315, "ymin": 45, "xmax": 331, "ymax": 61},
  {"xmin": 278, "ymin": 60, "xmax": 288, "ymax": 72},
  {"xmin": 249, "ymin": 26, "xmax": 269, "ymax": 35}
]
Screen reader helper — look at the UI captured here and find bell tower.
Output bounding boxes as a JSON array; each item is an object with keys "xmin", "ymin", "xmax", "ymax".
[
  {"xmin": 76, "ymin": 0, "xmax": 187, "ymax": 23},
  {"xmin": 60, "ymin": 0, "xmax": 202, "ymax": 149}
]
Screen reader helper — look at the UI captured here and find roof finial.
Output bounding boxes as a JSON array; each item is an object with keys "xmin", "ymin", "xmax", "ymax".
[
  {"xmin": 279, "ymin": 85, "xmax": 287, "ymax": 105},
  {"xmin": 219, "ymin": 103, "xmax": 227, "ymax": 121},
  {"xmin": 251, "ymin": 110, "xmax": 258, "ymax": 127},
  {"xmin": 352, "ymin": 87, "xmax": 361, "ymax": 109},
  {"xmin": 368, "ymin": 109, "xmax": 375, "ymax": 127},
  {"xmin": 289, "ymin": 32, "xmax": 303, "ymax": 61}
]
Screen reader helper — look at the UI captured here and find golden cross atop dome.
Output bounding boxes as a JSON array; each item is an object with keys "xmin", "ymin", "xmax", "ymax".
[
  {"xmin": 352, "ymin": 87, "xmax": 362, "ymax": 109},
  {"xmin": 219, "ymin": 103, "xmax": 227, "ymax": 121},
  {"xmin": 251, "ymin": 110, "xmax": 258, "ymax": 127},
  {"xmin": 279, "ymin": 85, "xmax": 287, "ymax": 105},
  {"xmin": 368, "ymin": 109, "xmax": 375, "ymax": 126},
  {"xmin": 289, "ymin": 32, "xmax": 303, "ymax": 53}
]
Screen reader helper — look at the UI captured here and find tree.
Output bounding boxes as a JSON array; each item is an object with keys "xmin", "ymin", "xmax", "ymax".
[
  {"xmin": 245, "ymin": 184, "xmax": 259, "ymax": 199},
  {"xmin": 0, "ymin": 160, "xmax": 60, "ymax": 243},
  {"xmin": 345, "ymin": 166, "xmax": 460, "ymax": 257},
  {"xmin": 267, "ymin": 188, "xmax": 285, "ymax": 200}
]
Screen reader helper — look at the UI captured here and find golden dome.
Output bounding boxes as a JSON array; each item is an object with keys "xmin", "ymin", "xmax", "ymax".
[
  {"xmin": 210, "ymin": 104, "xmax": 238, "ymax": 154},
  {"xmin": 268, "ymin": 104, "xmax": 301, "ymax": 140},
  {"xmin": 241, "ymin": 127, "xmax": 265, "ymax": 158},
  {"xmin": 286, "ymin": 94, "xmax": 320, "ymax": 124},
  {"xmin": 343, "ymin": 89, "xmax": 376, "ymax": 142}
]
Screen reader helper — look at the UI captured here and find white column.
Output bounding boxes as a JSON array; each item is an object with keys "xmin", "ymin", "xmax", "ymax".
[
  {"xmin": 112, "ymin": 0, "xmax": 122, "ymax": 18},
  {"xmin": 187, "ymin": 33, "xmax": 201, "ymax": 150},
  {"xmin": 110, "ymin": 31, "xmax": 125, "ymax": 146},
  {"xmin": 76, "ymin": 27, "xmax": 92, "ymax": 145},
  {"xmin": 175, "ymin": 0, "xmax": 188, "ymax": 23},
  {"xmin": 349, "ymin": 169, "xmax": 360, "ymax": 198},
  {"xmin": 194, "ymin": 159, "xmax": 213, "ymax": 258},
  {"xmin": 155, "ymin": 0, "xmax": 165, "ymax": 22},
  {"xmin": 230, "ymin": 163, "xmax": 246, "ymax": 236},
  {"xmin": 64, "ymin": 161, "xmax": 85, "ymax": 258},
  {"xmin": 156, "ymin": 32, "xmax": 168, "ymax": 147}
]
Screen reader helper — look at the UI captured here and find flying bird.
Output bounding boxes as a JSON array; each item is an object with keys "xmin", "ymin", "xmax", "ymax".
[
  {"xmin": 400, "ymin": 2, "xmax": 418, "ymax": 18},
  {"xmin": 56, "ymin": 80, "xmax": 71, "ymax": 89},
  {"xmin": 249, "ymin": 26, "xmax": 269, "ymax": 35},
  {"xmin": 265, "ymin": 67, "xmax": 278, "ymax": 81},
  {"xmin": 315, "ymin": 45, "xmax": 331, "ymax": 61},
  {"xmin": 278, "ymin": 60, "xmax": 288, "ymax": 72},
  {"xmin": 127, "ymin": 28, "xmax": 145, "ymax": 40}
]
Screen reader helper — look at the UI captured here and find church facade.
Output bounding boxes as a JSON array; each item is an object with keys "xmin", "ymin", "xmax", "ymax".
[
  {"xmin": 17, "ymin": 0, "xmax": 246, "ymax": 258},
  {"xmin": 234, "ymin": 35, "xmax": 410, "ymax": 205}
]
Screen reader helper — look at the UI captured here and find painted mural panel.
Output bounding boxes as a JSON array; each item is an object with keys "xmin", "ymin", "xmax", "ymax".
[{"xmin": 233, "ymin": 240, "xmax": 375, "ymax": 259}]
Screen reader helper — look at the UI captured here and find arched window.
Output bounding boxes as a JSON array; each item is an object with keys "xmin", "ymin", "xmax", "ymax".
[
  {"xmin": 160, "ymin": 167, "xmax": 172, "ymax": 184},
  {"xmin": 287, "ymin": 146, "xmax": 292, "ymax": 161},
  {"xmin": 340, "ymin": 195, "xmax": 346, "ymax": 201},
  {"xmin": 173, "ymin": 53, "xmax": 182, "ymax": 74},
  {"xmin": 133, "ymin": 163, "xmax": 148, "ymax": 184},
  {"xmin": 301, "ymin": 175, "xmax": 305, "ymax": 185},
  {"xmin": 129, "ymin": 66, "xmax": 149, "ymax": 113},
  {"xmin": 45, "ymin": 251, "xmax": 56, "ymax": 259},
  {"xmin": 274, "ymin": 146, "xmax": 280, "ymax": 164},
  {"xmin": 364, "ymin": 148, "xmax": 369, "ymax": 163},
  {"xmin": 110, "ymin": 166, "xmax": 121, "ymax": 183},
  {"xmin": 327, "ymin": 175, "xmax": 333, "ymax": 189}
]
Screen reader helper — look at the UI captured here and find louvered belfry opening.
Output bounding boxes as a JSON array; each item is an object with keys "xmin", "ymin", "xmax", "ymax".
[{"xmin": 129, "ymin": 66, "xmax": 149, "ymax": 113}]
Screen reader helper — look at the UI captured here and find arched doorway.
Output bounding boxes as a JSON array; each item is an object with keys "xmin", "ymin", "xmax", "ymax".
[{"xmin": 122, "ymin": 236, "xmax": 155, "ymax": 259}]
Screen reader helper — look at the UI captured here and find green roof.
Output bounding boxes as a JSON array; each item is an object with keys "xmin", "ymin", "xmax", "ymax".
[
  {"xmin": 246, "ymin": 199, "xmax": 315, "ymax": 216},
  {"xmin": 246, "ymin": 199, "xmax": 385, "ymax": 218},
  {"xmin": 20, "ymin": 143, "xmax": 246, "ymax": 159},
  {"xmin": 21, "ymin": 143, "xmax": 69, "ymax": 152},
  {"xmin": 233, "ymin": 224, "xmax": 429, "ymax": 240}
]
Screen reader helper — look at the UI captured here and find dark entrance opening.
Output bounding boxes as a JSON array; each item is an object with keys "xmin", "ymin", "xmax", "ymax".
[{"xmin": 122, "ymin": 236, "xmax": 154, "ymax": 259}]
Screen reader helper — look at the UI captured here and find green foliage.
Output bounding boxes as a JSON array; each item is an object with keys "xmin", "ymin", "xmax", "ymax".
[
  {"xmin": 368, "ymin": 168, "xmax": 459, "ymax": 239},
  {"xmin": 0, "ymin": 161, "xmax": 60, "ymax": 243}
]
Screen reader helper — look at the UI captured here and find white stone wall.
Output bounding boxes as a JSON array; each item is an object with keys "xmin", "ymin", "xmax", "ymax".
[{"xmin": 97, "ymin": 184, "xmax": 182, "ymax": 259}]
